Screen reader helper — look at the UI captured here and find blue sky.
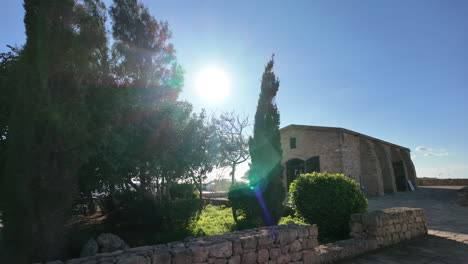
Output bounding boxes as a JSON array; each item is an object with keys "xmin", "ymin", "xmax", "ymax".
[{"xmin": 1, "ymin": 0, "xmax": 467, "ymax": 179}]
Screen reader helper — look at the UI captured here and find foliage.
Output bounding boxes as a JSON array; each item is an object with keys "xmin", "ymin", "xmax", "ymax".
[
  {"xmin": 278, "ymin": 215, "xmax": 308, "ymax": 225},
  {"xmin": 0, "ymin": 47, "xmax": 18, "ymax": 212},
  {"xmin": 190, "ymin": 205, "xmax": 237, "ymax": 236},
  {"xmin": 1, "ymin": 0, "xmax": 222, "ymax": 262},
  {"xmin": 169, "ymin": 183, "xmax": 199, "ymax": 200},
  {"xmin": 228, "ymin": 183, "xmax": 263, "ymax": 228},
  {"xmin": 103, "ymin": 190, "xmax": 200, "ymax": 232},
  {"xmin": 289, "ymin": 172, "xmax": 368, "ymax": 239},
  {"xmin": 1, "ymin": 0, "xmax": 109, "ymax": 262},
  {"xmin": 232, "ymin": 56, "xmax": 285, "ymax": 226}
]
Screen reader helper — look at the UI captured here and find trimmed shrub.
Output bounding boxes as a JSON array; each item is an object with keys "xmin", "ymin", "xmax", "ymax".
[
  {"xmin": 289, "ymin": 172, "xmax": 367, "ymax": 239},
  {"xmin": 228, "ymin": 177, "xmax": 285, "ymax": 228},
  {"xmin": 102, "ymin": 191, "xmax": 200, "ymax": 232},
  {"xmin": 228, "ymin": 183, "xmax": 262, "ymax": 229}
]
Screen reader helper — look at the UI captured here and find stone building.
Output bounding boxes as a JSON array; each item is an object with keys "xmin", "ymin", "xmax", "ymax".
[{"xmin": 280, "ymin": 125, "xmax": 417, "ymax": 196}]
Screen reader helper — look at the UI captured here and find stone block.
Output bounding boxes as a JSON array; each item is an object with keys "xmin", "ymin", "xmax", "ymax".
[
  {"xmin": 208, "ymin": 241, "xmax": 232, "ymax": 258},
  {"xmin": 402, "ymin": 223, "xmax": 407, "ymax": 232},
  {"xmin": 81, "ymin": 261, "xmax": 98, "ymax": 264},
  {"xmin": 280, "ymin": 245, "xmax": 290, "ymax": 254},
  {"xmin": 228, "ymin": 255, "xmax": 241, "ymax": 264},
  {"xmin": 277, "ymin": 254, "xmax": 291, "ymax": 264},
  {"xmin": 190, "ymin": 245, "xmax": 209, "ymax": 263},
  {"xmin": 297, "ymin": 227, "xmax": 309, "ymax": 238},
  {"xmin": 289, "ymin": 240, "xmax": 303, "ymax": 252},
  {"xmin": 302, "ymin": 250, "xmax": 319, "ymax": 264},
  {"xmin": 351, "ymin": 223, "xmax": 363, "ymax": 233},
  {"xmin": 350, "ymin": 213, "xmax": 363, "ymax": 223},
  {"xmin": 304, "ymin": 238, "xmax": 319, "ymax": 249},
  {"xmin": 257, "ymin": 249, "xmax": 269, "ymax": 263},
  {"xmin": 231, "ymin": 239, "xmax": 242, "ymax": 255},
  {"xmin": 172, "ymin": 248, "xmax": 193, "ymax": 264},
  {"xmin": 395, "ymin": 224, "xmax": 401, "ymax": 232},
  {"xmin": 269, "ymin": 248, "xmax": 281, "ymax": 260},
  {"xmin": 405, "ymin": 231, "xmax": 412, "ymax": 240},
  {"xmin": 362, "ymin": 214, "xmax": 379, "ymax": 227},
  {"xmin": 257, "ymin": 233, "xmax": 275, "ymax": 246},
  {"xmin": 214, "ymin": 258, "xmax": 227, "ymax": 264},
  {"xmin": 241, "ymin": 252, "xmax": 257, "ymax": 264},
  {"xmin": 116, "ymin": 255, "xmax": 150, "ymax": 264},
  {"xmin": 290, "ymin": 251, "xmax": 303, "ymax": 262},
  {"xmin": 288, "ymin": 229, "xmax": 298, "ymax": 241},
  {"xmin": 240, "ymin": 236, "xmax": 257, "ymax": 249},
  {"xmin": 151, "ymin": 250, "xmax": 171, "ymax": 264},
  {"xmin": 306, "ymin": 225, "xmax": 318, "ymax": 237}
]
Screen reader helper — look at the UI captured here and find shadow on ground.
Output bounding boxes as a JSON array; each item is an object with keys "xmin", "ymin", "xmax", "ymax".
[
  {"xmin": 367, "ymin": 186, "xmax": 468, "ymax": 235},
  {"xmin": 339, "ymin": 234, "xmax": 468, "ymax": 264}
]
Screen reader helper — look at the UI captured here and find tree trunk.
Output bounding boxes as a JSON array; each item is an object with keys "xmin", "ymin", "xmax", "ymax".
[{"xmin": 231, "ymin": 162, "xmax": 237, "ymax": 184}]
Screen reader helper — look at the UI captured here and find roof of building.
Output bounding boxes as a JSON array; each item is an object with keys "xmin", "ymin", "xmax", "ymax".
[{"xmin": 280, "ymin": 124, "xmax": 410, "ymax": 151}]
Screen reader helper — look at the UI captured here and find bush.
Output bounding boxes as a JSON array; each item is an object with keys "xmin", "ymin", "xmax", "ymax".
[
  {"xmin": 169, "ymin": 183, "xmax": 199, "ymax": 200},
  {"xmin": 278, "ymin": 215, "xmax": 308, "ymax": 225},
  {"xmin": 103, "ymin": 191, "xmax": 163, "ymax": 229},
  {"xmin": 191, "ymin": 205, "xmax": 236, "ymax": 236},
  {"xmin": 102, "ymin": 191, "xmax": 200, "ymax": 232},
  {"xmin": 163, "ymin": 199, "xmax": 201, "ymax": 230},
  {"xmin": 228, "ymin": 183, "xmax": 264, "ymax": 228},
  {"xmin": 289, "ymin": 172, "xmax": 367, "ymax": 240}
]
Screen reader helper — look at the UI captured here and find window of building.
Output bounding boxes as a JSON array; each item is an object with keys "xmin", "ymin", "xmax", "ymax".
[{"xmin": 290, "ymin": 137, "xmax": 296, "ymax": 149}]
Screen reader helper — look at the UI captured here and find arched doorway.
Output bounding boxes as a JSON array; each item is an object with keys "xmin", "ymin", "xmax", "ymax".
[{"xmin": 286, "ymin": 159, "xmax": 305, "ymax": 191}]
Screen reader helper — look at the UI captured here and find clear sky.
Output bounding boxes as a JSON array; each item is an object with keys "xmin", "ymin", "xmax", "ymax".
[{"xmin": 1, "ymin": 0, "xmax": 467, "ymax": 179}]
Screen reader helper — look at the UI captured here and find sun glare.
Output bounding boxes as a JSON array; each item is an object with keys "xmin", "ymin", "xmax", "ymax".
[{"xmin": 196, "ymin": 67, "xmax": 230, "ymax": 103}]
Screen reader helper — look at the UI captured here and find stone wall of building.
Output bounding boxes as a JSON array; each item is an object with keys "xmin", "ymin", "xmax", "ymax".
[
  {"xmin": 44, "ymin": 208, "xmax": 428, "ymax": 264},
  {"xmin": 374, "ymin": 144, "xmax": 397, "ymax": 194},
  {"xmin": 341, "ymin": 132, "xmax": 361, "ymax": 184},
  {"xmin": 280, "ymin": 125, "xmax": 418, "ymax": 197},
  {"xmin": 280, "ymin": 127, "xmax": 343, "ymax": 173},
  {"xmin": 280, "ymin": 127, "xmax": 344, "ymax": 189},
  {"xmin": 359, "ymin": 138, "xmax": 384, "ymax": 196}
]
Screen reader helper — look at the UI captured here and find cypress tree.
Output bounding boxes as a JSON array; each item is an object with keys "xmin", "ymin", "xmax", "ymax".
[
  {"xmin": 1, "ymin": 1, "xmax": 108, "ymax": 262},
  {"xmin": 248, "ymin": 56, "xmax": 285, "ymax": 225}
]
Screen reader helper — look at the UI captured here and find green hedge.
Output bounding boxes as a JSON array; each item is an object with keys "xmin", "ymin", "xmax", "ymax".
[
  {"xmin": 289, "ymin": 172, "xmax": 367, "ymax": 239},
  {"xmin": 102, "ymin": 191, "xmax": 200, "ymax": 232},
  {"xmin": 228, "ymin": 183, "xmax": 262, "ymax": 229}
]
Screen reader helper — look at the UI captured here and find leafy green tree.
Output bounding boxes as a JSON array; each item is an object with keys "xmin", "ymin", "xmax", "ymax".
[
  {"xmin": 247, "ymin": 56, "xmax": 285, "ymax": 225},
  {"xmin": 1, "ymin": 0, "xmax": 109, "ymax": 262},
  {"xmin": 78, "ymin": 0, "xmax": 220, "ymax": 208}
]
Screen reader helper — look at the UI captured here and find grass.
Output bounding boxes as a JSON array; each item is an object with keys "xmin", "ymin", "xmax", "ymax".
[{"xmin": 190, "ymin": 205, "xmax": 237, "ymax": 236}]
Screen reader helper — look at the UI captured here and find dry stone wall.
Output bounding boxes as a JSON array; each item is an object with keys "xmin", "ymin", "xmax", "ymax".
[
  {"xmin": 350, "ymin": 207, "xmax": 427, "ymax": 247},
  {"xmin": 43, "ymin": 208, "xmax": 428, "ymax": 264},
  {"xmin": 42, "ymin": 225, "xmax": 320, "ymax": 264}
]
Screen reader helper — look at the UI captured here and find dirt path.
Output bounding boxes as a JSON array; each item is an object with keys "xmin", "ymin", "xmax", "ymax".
[{"xmin": 339, "ymin": 186, "xmax": 468, "ymax": 264}]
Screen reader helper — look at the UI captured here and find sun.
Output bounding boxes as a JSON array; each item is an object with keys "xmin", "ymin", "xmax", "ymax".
[{"xmin": 196, "ymin": 67, "xmax": 230, "ymax": 103}]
